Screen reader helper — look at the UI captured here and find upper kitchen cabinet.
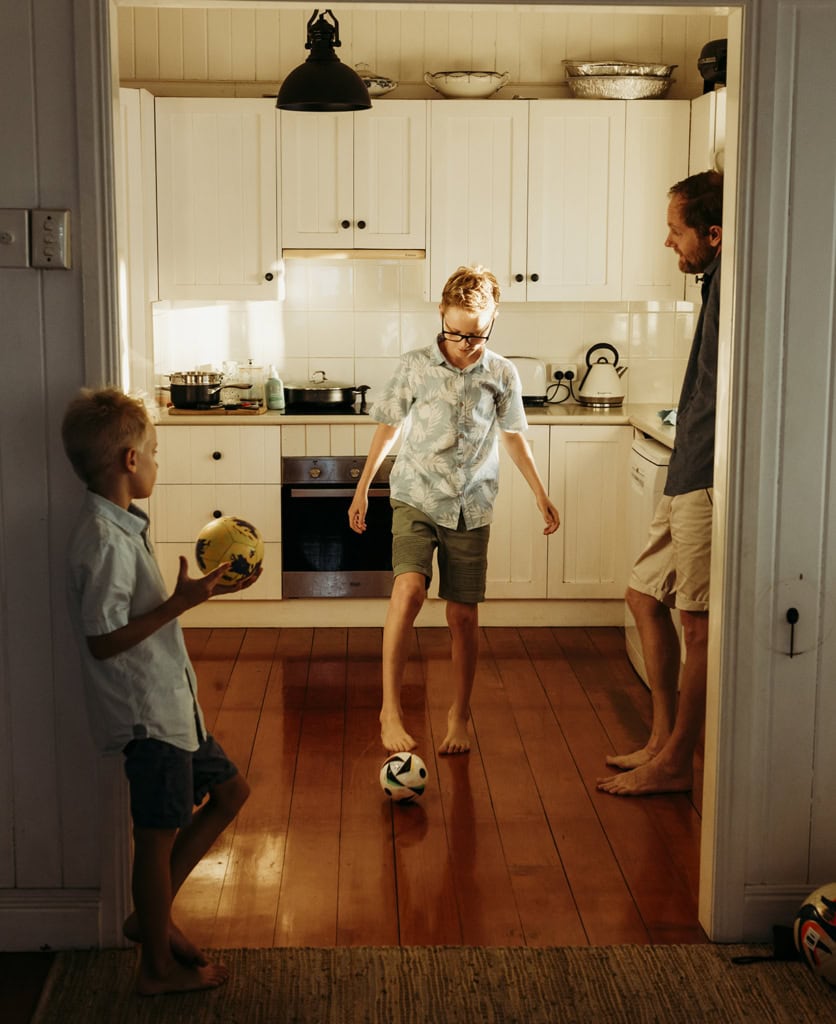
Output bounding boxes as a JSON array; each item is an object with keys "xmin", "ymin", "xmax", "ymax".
[
  {"xmin": 429, "ymin": 101, "xmax": 626, "ymax": 302},
  {"xmin": 280, "ymin": 101, "xmax": 427, "ymax": 250},
  {"xmin": 621, "ymin": 101, "xmax": 691, "ymax": 301},
  {"xmin": 155, "ymin": 98, "xmax": 280, "ymax": 300},
  {"xmin": 686, "ymin": 88, "xmax": 726, "ymax": 304}
]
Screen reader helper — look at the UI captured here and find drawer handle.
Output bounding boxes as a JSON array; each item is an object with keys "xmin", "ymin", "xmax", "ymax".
[
  {"xmin": 514, "ymin": 273, "xmax": 524, "ymax": 283},
  {"xmin": 530, "ymin": 273, "xmax": 540, "ymax": 283},
  {"xmin": 340, "ymin": 219, "xmax": 351, "ymax": 229},
  {"xmin": 213, "ymin": 509, "xmax": 223, "ymax": 519},
  {"xmin": 357, "ymin": 220, "xmax": 366, "ymax": 230},
  {"xmin": 265, "ymin": 272, "xmax": 274, "ymax": 281},
  {"xmin": 212, "ymin": 451, "xmax": 222, "ymax": 461}
]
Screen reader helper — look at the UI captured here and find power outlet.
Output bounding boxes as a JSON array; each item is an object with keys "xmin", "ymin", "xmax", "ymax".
[{"xmin": 548, "ymin": 362, "xmax": 578, "ymax": 382}]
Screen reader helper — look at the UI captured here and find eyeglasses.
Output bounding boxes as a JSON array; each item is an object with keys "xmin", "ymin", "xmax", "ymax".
[{"xmin": 439, "ymin": 315, "xmax": 495, "ymax": 346}]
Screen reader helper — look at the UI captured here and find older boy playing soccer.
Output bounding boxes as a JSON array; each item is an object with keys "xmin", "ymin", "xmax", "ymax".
[
  {"xmin": 348, "ymin": 266, "xmax": 560, "ymax": 755},
  {"xmin": 62, "ymin": 388, "xmax": 255, "ymax": 995}
]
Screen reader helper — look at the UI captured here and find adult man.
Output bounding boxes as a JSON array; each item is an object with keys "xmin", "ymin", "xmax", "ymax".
[{"xmin": 598, "ymin": 170, "xmax": 723, "ymax": 797}]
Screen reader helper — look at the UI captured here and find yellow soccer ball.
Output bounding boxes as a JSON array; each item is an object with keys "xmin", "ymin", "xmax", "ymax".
[{"xmin": 195, "ymin": 515, "xmax": 264, "ymax": 585}]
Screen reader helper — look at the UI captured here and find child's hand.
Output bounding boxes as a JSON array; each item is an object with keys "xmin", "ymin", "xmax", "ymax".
[
  {"xmin": 173, "ymin": 556, "xmax": 237, "ymax": 609},
  {"xmin": 212, "ymin": 565, "xmax": 263, "ymax": 595}
]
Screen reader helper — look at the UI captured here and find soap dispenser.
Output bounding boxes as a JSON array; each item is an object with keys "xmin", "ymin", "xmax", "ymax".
[{"xmin": 265, "ymin": 365, "xmax": 285, "ymax": 412}]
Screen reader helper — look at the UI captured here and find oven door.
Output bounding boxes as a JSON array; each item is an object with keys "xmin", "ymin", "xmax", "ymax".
[{"xmin": 281, "ymin": 484, "xmax": 394, "ymax": 598}]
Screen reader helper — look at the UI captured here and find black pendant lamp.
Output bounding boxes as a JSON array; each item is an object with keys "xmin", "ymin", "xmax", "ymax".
[{"xmin": 277, "ymin": 9, "xmax": 371, "ymax": 112}]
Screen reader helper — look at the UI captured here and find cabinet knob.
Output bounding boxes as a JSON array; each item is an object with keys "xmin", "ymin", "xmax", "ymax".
[
  {"xmin": 264, "ymin": 272, "xmax": 274, "ymax": 281},
  {"xmin": 514, "ymin": 273, "xmax": 524, "ymax": 283},
  {"xmin": 530, "ymin": 273, "xmax": 540, "ymax": 283},
  {"xmin": 212, "ymin": 451, "xmax": 222, "ymax": 461},
  {"xmin": 357, "ymin": 220, "xmax": 366, "ymax": 230},
  {"xmin": 340, "ymin": 220, "xmax": 351, "ymax": 229},
  {"xmin": 213, "ymin": 509, "xmax": 223, "ymax": 519}
]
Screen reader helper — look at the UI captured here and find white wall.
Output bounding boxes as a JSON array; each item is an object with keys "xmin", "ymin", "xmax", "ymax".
[{"xmin": 151, "ymin": 262, "xmax": 695, "ymax": 407}]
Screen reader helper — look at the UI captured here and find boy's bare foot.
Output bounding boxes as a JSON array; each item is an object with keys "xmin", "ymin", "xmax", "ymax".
[
  {"xmin": 604, "ymin": 746, "xmax": 656, "ymax": 771},
  {"xmin": 136, "ymin": 959, "xmax": 229, "ymax": 997},
  {"xmin": 380, "ymin": 712, "xmax": 416, "ymax": 753},
  {"xmin": 123, "ymin": 914, "xmax": 207, "ymax": 966},
  {"xmin": 438, "ymin": 709, "xmax": 470, "ymax": 755},
  {"xmin": 596, "ymin": 758, "xmax": 692, "ymax": 796}
]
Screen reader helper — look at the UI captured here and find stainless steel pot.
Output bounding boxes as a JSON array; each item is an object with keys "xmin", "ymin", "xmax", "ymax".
[
  {"xmin": 164, "ymin": 372, "xmax": 252, "ymax": 409},
  {"xmin": 284, "ymin": 370, "xmax": 370, "ymax": 408}
]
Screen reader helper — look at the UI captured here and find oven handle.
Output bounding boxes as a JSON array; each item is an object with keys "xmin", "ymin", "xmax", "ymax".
[{"xmin": 289, "ymin": 487, "xmax": 390, "ymax": 498}]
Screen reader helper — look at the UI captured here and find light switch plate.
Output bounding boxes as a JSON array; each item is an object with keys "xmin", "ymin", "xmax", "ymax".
[
  {"xmin": 30, "ymin": 209, "xmax": 71, "ymax": 269},
  {"xmin": 0, "ymin": 209, "xmax": 30, "ymax": 268}
]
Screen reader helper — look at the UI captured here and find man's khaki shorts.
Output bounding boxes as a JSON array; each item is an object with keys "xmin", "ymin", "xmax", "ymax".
[
  {"xmin": 390, "ymin": 500, "xmax": 490, "ymax": 605},
  {"xmin": 629, "ymin": 488, "xmax": 713, "ymax": 612}
]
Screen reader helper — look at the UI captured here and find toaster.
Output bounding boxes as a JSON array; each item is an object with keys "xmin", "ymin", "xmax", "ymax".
[{"xmin": 509, "ymin": 356, "xmax": 548, "ymax": 406}]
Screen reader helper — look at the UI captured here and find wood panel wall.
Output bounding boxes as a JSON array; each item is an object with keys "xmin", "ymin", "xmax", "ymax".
[{"xmin": 116, "ymin": 4, "xmax": 729, "ymax": 101}]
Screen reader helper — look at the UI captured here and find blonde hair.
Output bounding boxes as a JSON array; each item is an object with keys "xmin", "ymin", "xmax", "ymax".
[
  {"xmin": 441, "ymin": 265, "xmax": 500, "ymax": 313},
  {"xmin": 61, "ymin": 387, "xmax": 151, "ymax": 487}
]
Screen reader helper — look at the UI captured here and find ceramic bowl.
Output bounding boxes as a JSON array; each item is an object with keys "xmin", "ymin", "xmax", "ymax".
[
  {"xmin": 355, "ymin": 64, "xmax": 398, "ymax": 97},
  {"xmin": 424, "ymin": 70, "xmax": 510, "ymax": 99}
]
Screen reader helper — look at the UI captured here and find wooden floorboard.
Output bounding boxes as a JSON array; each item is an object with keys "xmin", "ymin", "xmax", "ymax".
[{"xmin": 170, "ymin": 624, "xmax": 704, "ymax": 949}]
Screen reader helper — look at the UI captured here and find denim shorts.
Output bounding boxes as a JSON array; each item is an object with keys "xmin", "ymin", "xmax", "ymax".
[
  {"xmin": 391, "ymin": 499, "xmax": 490, "ymax": 604},
  {"xmin": 122, "ymin": 734, "xmax": 238, "ymax": 829}
]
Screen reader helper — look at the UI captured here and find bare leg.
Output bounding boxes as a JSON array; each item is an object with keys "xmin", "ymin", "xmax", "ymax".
[
  {"xmin": 438, "ymin": 600, "xmax": 478, "ymax": 755},
  {"xmin": 605, "ymin": 587, "xmax": 680, "ymax": 770},
  {"xmin": 124, "ymin": 773, "xmax": 250, "ymax": 968},
  {"xmin": 131, "ymin": 828, "xmax": 229, "ymax": 996},
  {"xmin": 598, "ymin": 609, "xmax": 708, "ymax": 796},
  {"xmin": 380, "ymin": 572, "xmax": 425, "ymax": 752}
]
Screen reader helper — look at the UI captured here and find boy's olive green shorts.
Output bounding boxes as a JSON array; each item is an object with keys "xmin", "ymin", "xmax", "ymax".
[{"xmin": 390, "ymin": 499, "xmax": 490, "ymax": 604}]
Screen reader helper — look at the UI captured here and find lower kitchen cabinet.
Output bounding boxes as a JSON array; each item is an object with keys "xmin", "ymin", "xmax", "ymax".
[
  {"xmin": 151, "ymin": 425, "xmax": 282, "ymax": 600},
  {"xmin": 547, "ymin": 424, "xmax": 632, "ymax": 598},
  {"xmin": 486, "ymin": 425, "xmax": 551, "ymax": 598}
]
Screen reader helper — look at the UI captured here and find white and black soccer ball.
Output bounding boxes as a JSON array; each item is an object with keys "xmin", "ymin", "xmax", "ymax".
[
  {"xmin": 379, "ymin": 752, "xmax": 428, "ymax": 803},
  {"xmin": 794, "ymin": 882, "xmax": 836, "ymax": 985}
]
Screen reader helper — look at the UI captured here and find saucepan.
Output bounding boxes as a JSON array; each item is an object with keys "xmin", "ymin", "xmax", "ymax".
[
  {"xmin": 163, "ymin": 372, "xmax": 252, "ymax": 409},
  {"xmin": 284, "ymin": 370, "xmax": 370, "ymax": 408}
]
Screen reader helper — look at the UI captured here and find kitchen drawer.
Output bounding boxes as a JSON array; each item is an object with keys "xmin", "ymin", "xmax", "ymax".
[
  {"xmin": 156, "ymin": 425, "xmax": 281, "ymax": 484},
  {"xmin": 151, "ymin": 484, "xmax": 281, "ymax": 543},
  {"xmin": 154, "ymin": 541, "xmax": 282, "ymax": 601}
]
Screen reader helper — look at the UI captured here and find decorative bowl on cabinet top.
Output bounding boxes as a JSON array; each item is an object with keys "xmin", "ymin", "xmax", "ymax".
[
  {"xmin": 355, "ymin": 63, "xmax": 398, "ymax": 97},
  {"xmin": 424, "ymin": 70, "xmax": 510, "ymax": 99}
]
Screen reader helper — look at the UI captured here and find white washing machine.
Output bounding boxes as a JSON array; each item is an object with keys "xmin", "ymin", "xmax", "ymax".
[{"xmin": 625, "ymin": 435, "xmax": 676, "ymax": 687}]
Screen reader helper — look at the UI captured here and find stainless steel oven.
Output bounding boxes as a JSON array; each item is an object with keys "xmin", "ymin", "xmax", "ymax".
[{"xmin": 281, "ymin": 456, "xmax": 396, "ymax": 598}]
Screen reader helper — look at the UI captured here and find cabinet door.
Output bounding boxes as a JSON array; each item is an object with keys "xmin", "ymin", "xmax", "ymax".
[
  {"xmin": 547, "ymin": 425, "xmax": 631, "ymax": 598},
  {"xmin": 353, "ymin": 101, "xmax": 427, "ymax": 248},
  {"xmin": 429, "ymin": 101, "xmax": 529, "ymax": 302},
  {"xmin": 280, "ymin": 111, "xmax": 354, "ymax": 247},
  {"xmin": 622, "ymin": 101, "xmax": 691, "ymax": 301},
  {"xmin": 156, "ymin": 426, "xmax": 281, "ymax": 485},
  {"xmin": 527, "ymin": 101, "xmax": 625, "ymax": 301},
  {"xmin": 486, "ymin": 426, "xmax": 550, "ymax": 598},
  {"xmin": 155, "ymin": 98, "xmax": 279, "ymax": 300}
]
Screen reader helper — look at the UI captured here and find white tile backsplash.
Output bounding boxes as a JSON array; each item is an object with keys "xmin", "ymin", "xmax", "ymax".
[{"xmin": 153, "ymin": 260, "xmax": 697, "ymax": 405}]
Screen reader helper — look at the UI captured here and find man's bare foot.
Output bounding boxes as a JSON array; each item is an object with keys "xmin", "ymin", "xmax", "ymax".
[
  {"xmin": 380, "ymin": 712, "xmax": 416, "ymax": 753},
  {"xmin": 604, "ymin": 746, "xmax": 657, "ymax": 772},
  {"xmin": 123, "ymin": 914, "xmax": 207, "ymax": 966},
  {"xmin": 438, "ymin": 709, "xmax": 470, "ymax": 755},
  {"xmin": 597, "ymin": 758, "xmax": 692, "ymax": 796},
  {"xmin": 136, "ymin": 959, "xmax": 229, "ymax": 997}
]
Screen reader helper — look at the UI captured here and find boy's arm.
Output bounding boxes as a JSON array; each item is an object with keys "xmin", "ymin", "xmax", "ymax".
[
  {"xmin": 86, "ymin": 556, "xmax": 256, "ymax": 660},
  {"xmin": 499, "ymin": 430, "xmax": 561, "ymax": 535},
  {"xmin": 348, "ymin": 422, "xmax": 401, "ymax": 534}
]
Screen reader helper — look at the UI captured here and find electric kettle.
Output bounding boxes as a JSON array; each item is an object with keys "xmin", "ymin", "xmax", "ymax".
[{"xmin": 576, "ymin": 343, "xmax": 628, "ymax": 407}]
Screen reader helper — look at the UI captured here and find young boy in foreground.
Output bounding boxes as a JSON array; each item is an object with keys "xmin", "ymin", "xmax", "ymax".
[
  {"xmin": 62, "ymin": 387, "xmax": 255, "ymax": 996},
  {"xmin": 348, "ymin": 266, "xmax": 560, "ymax": 755}
]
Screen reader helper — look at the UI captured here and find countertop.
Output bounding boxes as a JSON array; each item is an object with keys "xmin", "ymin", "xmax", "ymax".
[{"xmin": 154, "ymin": 402, "xmax": 676, "ymax": 448}]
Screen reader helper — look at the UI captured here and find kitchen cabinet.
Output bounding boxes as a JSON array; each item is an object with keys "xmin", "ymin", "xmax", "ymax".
[
  {"xmin": 280, "ymin": 101, "xmax": 426, "ymax": 249},
  {"xmin": 486, "ymin": 425, "xmax": 551, "ymax": 598},
  {"xmin": 621, "ymin": 101, "xmax": 691, "ymax": 301},
  {"xmin": 155, "ymin": 98, "xmax": 280, "ymax": 300},
  {"xmin": 151, "ymin": 426, "xmax": 282, "ymax": 600},
  {"xmin": 429, "ymin": 100, "xmax": 626, "ymax": 302},
  {"xmin": 547, "ymin": 424, "xmax": 632, "ymax": 598}
]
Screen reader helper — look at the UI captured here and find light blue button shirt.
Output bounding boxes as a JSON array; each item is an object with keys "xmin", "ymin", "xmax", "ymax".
[
  {"xmin": 370, "ymin": 342, "xmax": 527, "ymax": 529},
  {"xmin": 66, "ymin": 491, "xmax": 205, "ymax": 754}
]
